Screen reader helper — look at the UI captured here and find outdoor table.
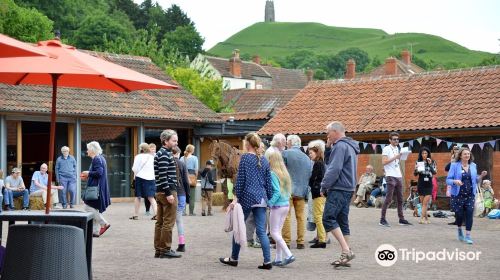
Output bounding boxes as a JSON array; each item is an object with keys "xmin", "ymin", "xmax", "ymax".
[{"xmin": 0, "ymin": 210, "xmax": 94, "ymax": 279}]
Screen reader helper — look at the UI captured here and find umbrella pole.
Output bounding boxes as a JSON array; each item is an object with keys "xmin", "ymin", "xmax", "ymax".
[{"xmin": 45, "ymin": 73, "xmax": 61, "ymax": 214}]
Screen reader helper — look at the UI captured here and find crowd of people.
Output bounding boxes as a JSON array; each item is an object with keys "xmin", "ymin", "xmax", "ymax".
[{"xmin": 0, "ymin": 122, "xmax": 494, "ymax": 268}]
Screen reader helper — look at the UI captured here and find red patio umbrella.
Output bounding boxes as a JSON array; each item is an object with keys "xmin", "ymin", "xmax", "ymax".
[
  {"xmin": 0, "ymin": 34, "xmax": 49, "ymax": 57},
  {"xmin": 0, "ymin": 39, "xmax": 178, "ymax": 213}
]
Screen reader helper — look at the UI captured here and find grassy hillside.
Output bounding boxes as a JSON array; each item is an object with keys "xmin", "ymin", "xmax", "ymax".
[{"xmin": 208, "ymin": 22, "xmax": 492, "ymax": 68}]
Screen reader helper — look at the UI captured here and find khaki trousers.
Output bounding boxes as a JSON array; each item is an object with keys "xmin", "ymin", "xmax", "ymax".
[
  {"xmin": 281, "ymin": 197, "xmax": 306, "ymax": 245},
  {"xmin": 312, "ymin": 197, "xmax": 327, "ymax": 242}
]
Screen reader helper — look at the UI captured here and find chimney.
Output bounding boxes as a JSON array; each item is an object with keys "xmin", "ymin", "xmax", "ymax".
[
  {"xmin": 401, "ymin": 49, "xmax": 411, "ymax": 64},
  {"xmin": 345, "ymin": 59, "xmax": 356, "ymax": 79},
  {"xmin": 229, "ymin": 49, "xmax": 242, "ymax": 78},
  {"xmin": 252, "ymin": 55, "xmax": 261, "ymax": 65},
  {"xmin": 385, "ymin": 57, "xmax": 397, "ymax": 75},
  {"xmin": 306, "ymin": 69, "xmax": 314, "ymax": 82}
]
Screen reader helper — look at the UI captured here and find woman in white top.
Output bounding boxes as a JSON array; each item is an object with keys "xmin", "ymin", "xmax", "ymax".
[
  {"xmin": 180, "ymin": 144, "xmax": 199, "ymax": 216},
  {"xmin": 130, "ymin": 143, "xmax": 157, "ymax": 220}
]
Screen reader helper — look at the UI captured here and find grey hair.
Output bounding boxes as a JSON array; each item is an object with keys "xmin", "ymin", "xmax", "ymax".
[
  {"xmin": 326, "ymin": 121, "xmax": 346, "ymax": 133},
  {"xmin": 61, "ymin": 146, "xmax": 70, "ymax": 152},
  {"xmin": 87, "ymin": 141, "xmax": 103, "ymax": 155},
  {"xmin": 287, "ymin": 135, "xmax": 301, "ymax": 147},
  {"xmin": 160, "ymin": 129, "xmax": 177, "ymax": 145},
  {"xmin": 308, "ymin": 140, "xmax": 325, "ymax": 153},
  {"xmin": 270, "ymin": 133, "xmax": 286, "ymax": 146}
]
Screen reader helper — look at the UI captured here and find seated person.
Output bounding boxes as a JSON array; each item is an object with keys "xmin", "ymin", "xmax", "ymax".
[
  {"xmin": 4, "ymin": 167, "xmax": 29, "ymax": 210},
  {"xmin": 30, "ymin": 163, "xmax": 63, "ymax": 208},
  {"xmin": 354, "ymin": 165, "xmax": 377, "ymax": 207},
  {"xmin": 479, "ymin": 180, "xmax": 494, "ymax": 218},
  {"xmin": 0, "ymin": 169, "xmax": 4, "ymax": 212},
  {"xmin": 368, "ymin": 175, "xmax": 387, "ymax": 207}
]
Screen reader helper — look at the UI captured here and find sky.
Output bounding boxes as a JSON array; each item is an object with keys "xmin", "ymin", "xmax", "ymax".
[{"xmin": 144, "ymin": 0, "xmax": 500, "ymax": 54}]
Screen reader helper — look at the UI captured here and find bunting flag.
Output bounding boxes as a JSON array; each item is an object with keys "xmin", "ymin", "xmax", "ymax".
[
  {"xmin": 357, "ymin": 137, "xmax": 497, "ymax": 151},
  {"xmin": 436, "ymin": 138, "xmax": 442, "ymax": 146},
  {"xmin": 303, "ymin": 146, "xmax": 308, "ymax": 151},
  {"xmin": 489, "ymin": 140, "xmax": 496, "ymax": 148}
]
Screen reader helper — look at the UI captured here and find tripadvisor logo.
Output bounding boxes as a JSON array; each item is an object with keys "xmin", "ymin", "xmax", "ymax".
[{"xmin": 375, "ymin": 244, "xmax": 481, "ymax": 267}]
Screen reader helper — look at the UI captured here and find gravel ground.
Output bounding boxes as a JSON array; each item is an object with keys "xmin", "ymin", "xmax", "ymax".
[{"xmin": 3, "ymin": 202, "xmax": 500, "ymax": 279}]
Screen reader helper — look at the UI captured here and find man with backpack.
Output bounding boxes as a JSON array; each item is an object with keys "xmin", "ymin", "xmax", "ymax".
[{"xmin": 200, "ymin": 160, "xmax": 216, "ymax": 216}]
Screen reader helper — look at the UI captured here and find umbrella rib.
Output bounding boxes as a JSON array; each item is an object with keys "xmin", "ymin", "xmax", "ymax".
[
  {"xmin": 108, "ymin": 78, "xmax": 130, "ymax": 92},
  {"xmin": 14, "ymin": 73, "xmax": 29, "ymax": 85}
]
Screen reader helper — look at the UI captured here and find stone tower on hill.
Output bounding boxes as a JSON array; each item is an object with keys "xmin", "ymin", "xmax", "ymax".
[{"xmin": 265, "ymin": 0, "xmax": 275, "ymax": 22}]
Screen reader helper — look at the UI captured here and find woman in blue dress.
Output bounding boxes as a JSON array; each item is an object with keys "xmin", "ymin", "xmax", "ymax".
[{"xmin": 446, "ymin": 147, "xmax": 487, "ymax": 244}]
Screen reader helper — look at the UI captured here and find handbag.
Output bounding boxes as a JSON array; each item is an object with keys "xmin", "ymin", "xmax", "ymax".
[
  {"xmin": 82, "ymin": 185, "xmax": 99, "ymax": 201},
  {"xmin": 188, "ymin": 174, "xmax": 197, "ymax": 187},
  {"xmin": 474, "ymin": 186, "xmax": 485, "ymax": 217}
]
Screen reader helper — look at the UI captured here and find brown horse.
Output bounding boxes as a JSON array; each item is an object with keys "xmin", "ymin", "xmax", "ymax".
[{"xmin": 208, "ymin": 140, "xmax": 242, "ymax": 182}]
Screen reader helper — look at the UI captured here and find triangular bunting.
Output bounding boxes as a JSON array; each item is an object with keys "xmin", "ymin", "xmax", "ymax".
[
  {"xmin": 362, "ymin": 142, "xmax": 368, "ymax": 149},
  {"xmin": 409, "ymin": 140, "xmax": 414, "ymax": 147},
  {"xmin": 399, "ymin": 143, "xmax": 404, "ymax": 149},
  {"xmin": 303, "ymin": 146, "xmax": 308, "ymax": 151},
  {"xmin": 467, "ymin": 144, "xmax": 474, "ymax": 150},
  {"xmin": 479, "ymin": 143, "xmax": 485, "ymax": 150},
  {"xmin": 381, "ymin": 144, "xmax": 387, "ymax": 149},
  {"xmin": 489, "ymin": 140, "xmax": 496, "ymax": 148},
  {"xmin": 416, "ymin": 137, "xmax": 423, "ymax": 144},
  {"xmin": 436, "ymin": 139, "xmax": 442, "ymax": 146},
  {"xmin": 446, "ymin": 142, "xmax": 453, "ymax": 149},
  {"xmin": 371, "ymin": 143, "xmax": 378, "ymax": 151}
]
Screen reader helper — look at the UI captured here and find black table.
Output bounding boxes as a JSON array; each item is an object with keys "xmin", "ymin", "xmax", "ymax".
[{"xmin": 0, "ymin": 210, "xmax": 94, "ymax": 279}]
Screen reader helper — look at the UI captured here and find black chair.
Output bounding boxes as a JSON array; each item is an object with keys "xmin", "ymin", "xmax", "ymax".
[{"xmin": 1, "ymin": 224, "xmax": 89, "ymax": 280}]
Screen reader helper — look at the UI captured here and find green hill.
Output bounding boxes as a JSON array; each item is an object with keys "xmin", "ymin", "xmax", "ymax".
[{"xmin": 208, "ymin": 22, "xmax": 493, "ymax": 68}]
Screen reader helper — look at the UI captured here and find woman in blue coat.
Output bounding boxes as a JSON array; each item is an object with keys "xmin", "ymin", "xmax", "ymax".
[
  {"xmin": 446, "ymin": 147, "xmax": 487, "ymax": 244},
  {"xmin": 81, "ymin": 141, "xmax": 111, "ymax": 237}
]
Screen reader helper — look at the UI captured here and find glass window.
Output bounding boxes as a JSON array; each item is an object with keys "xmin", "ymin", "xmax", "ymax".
[{"xmin": 81, "ymin": 125, "xmax": 132, "ymax": 197}]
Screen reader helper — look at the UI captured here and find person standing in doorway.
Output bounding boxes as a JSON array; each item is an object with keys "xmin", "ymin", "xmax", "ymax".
[
  {"xmin": 154, "ymin": 130, "xmax": 181, "ymax": 258},
  {"xmin": 200, "ymin": 160, "xmax": 216, "ymax": 216},
  {"xmin": 379, "ymin": 132, "xmax": 412, "ymax": 227},
  {"xmin": 55, "ymin": 146, "xmax": 77, "ymax": 209}
]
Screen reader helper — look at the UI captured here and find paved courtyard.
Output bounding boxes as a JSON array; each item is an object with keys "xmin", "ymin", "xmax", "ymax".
[{"xmin": 3, "ymin": 202, "xmax": 500, "ymax": 279}]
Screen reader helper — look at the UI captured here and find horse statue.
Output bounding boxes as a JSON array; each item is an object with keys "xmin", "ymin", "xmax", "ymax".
[{"xmin": 208, "ymin": 140, "xmax": 242, "ymax": 182}]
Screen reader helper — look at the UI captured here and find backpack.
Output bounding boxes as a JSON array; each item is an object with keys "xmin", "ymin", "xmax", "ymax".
[
  {"xmin": 487, "ymin": 209, "xmax": 500, "ymax": 219},
  {"xmin": 201, "ymin": 170, "xmax": 214, "ymax": 190}
]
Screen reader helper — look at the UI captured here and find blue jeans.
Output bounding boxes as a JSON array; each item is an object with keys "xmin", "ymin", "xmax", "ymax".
[
  {"xmin": 370, "ymin": 188, "xmax": 386, "ymax": 198},
  {"xmin": 4, "ymin": 189, "xmax": 29, "ymax": 208},
  {"xmin": 322, "ymin": 190, "xmax": 353, "ymax": 235},
  {"xmin": 59, "ymin": 177, "xmax": 77, "ymax": 207},
  {"xmin": 176, "ymin": 195, "xmax": 186, "ymax": 236},
  {"xmin": 231, "ymin": 207, "xmax": 271, "ymax": 263}
]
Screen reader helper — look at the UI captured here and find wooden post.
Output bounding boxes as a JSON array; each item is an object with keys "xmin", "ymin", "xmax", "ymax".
[{"xmin": 16, "ymin": 121, "xmax": 22, "ymax": 168}]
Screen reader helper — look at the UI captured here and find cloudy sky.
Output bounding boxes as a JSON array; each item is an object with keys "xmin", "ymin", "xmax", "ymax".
[{"xmin": 147, "ymin": 0, "xmax": 499, "ymax": 53}]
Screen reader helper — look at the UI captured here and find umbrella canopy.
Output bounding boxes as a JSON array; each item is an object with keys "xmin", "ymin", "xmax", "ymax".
[
  {"xmin": 0, "ymin": 33, "xmax": 49, "ymax": 57},
  {"xmin": 0, "ymin": 39, "xmax": 176, "ymax": 91},
  {"xmin": 0, "ymin": 39, "xmax": 178, "ymax": 213}
]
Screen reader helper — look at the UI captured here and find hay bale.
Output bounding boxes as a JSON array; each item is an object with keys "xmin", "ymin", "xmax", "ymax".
[
  {"xmin": 211, "ymin": 192, "xmax": 225, "ymax": 206},
  {"xmin": 14, "ymin": 196, "xmax": 45, "ymax": 210}
]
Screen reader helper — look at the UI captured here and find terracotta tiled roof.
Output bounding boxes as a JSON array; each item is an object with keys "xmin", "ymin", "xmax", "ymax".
[
  {"xmin": 259, "ymin": 66, "xmax": 500, "ymax": 135},
  {"xmin": 261, "ymin": 66, "xmax": 308, "ymax": 89},
  {"xmin": 358, "ymin": 58, "xmax": 425, "ymax": 78},
  {"xmin": 0, "ymin": 52, "xmax": 222, "ymax": 123},
  {"xmin": 224, "ymin": 89, "xmax": 300, "ymax": 116},
  {"xmin": 206, "ymin": 56, "xmax": 270, "ymax": 79}
]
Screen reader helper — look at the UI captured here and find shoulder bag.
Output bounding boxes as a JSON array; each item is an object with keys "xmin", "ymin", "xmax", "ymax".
[{"xmin": 82, "ymin": 156, "xmax": 102, "ymax": 201}]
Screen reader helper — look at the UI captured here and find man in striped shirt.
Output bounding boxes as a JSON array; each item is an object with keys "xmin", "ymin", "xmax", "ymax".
[{"xmin": 154, "ymin": 129, "xmax": 182, "ymax": 259}]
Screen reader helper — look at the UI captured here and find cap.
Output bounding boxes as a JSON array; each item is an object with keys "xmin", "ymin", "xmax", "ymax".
[
  {"xmin": 206, "ymin": 159, "xmax": 215, "ymax": 166},
  {"xmin": 11, "ymin": 167, "xmax": 21, "ymax": 173}
]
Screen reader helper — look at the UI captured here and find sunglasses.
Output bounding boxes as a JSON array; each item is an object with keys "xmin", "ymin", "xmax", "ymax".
[{"xmin": 390, "ymin": 138, "xmax": 399, "ymax": 141}]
